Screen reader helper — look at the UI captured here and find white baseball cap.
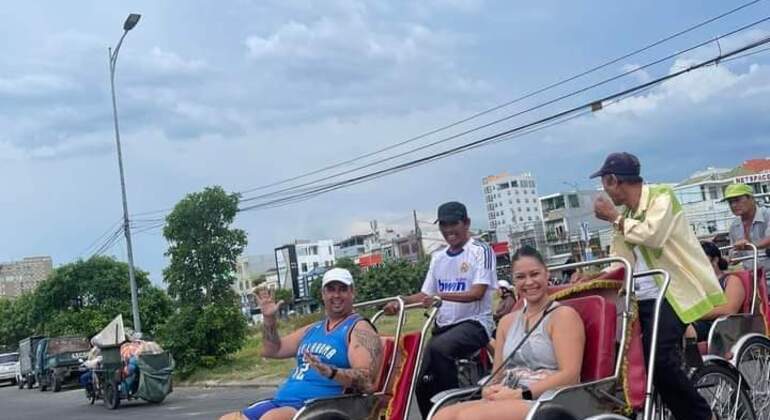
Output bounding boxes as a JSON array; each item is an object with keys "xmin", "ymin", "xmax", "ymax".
[
  {"xmin": 498, "ymin": 280, "xmax": 513, "ymax": 290},
  {"xmin": 322, "ymin": 268, "xmax": 354, "ymax": 287}
]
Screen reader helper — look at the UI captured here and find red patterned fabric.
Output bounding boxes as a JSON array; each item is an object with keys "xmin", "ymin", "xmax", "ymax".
[
  {"xmin": 373, "ymin": 337, "xmax": 396, "ymax": 392},
  {"xmin": 385, "ymin": 332, "xmax": 421, "ymax": 420},
  {"xmin": 625, "ymin": 318, "xmax": 647, "ymax": 410}
]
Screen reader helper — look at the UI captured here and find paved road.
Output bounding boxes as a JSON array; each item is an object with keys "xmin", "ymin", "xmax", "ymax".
[{"xmin": 0, "ymin": 382, "xmax": 274, "ymax": 419}]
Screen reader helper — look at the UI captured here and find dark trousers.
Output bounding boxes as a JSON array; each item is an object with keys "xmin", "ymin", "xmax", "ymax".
[
  {"xmin": 638, "ymin": 300, "xmax": 711, "ymax": 420},
  {"xmin": 415, "ymin": 320, "xmax": 489, "ymax": 418}
]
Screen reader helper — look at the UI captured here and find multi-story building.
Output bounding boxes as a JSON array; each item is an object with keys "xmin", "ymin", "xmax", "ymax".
[
  {"xmin": 482, "ymin": 172, "xmax": 542, "ymax": 241},
  {"xmin": 539, "ymin": 190, "xmax": 609, "ymax": 263},
  {"xmin": 233, "ymin": 254, "xmax": 276, "ymax": 295},
  {"xmin": 0, "ymin": 256, "xmax": 53, "ymax": 298},
  {"xmin": 274, "ymin": 240, "xmax": 335, "ymax": 304},
  {"xmin": 674, "ymin": 159, "xmax": 770, "ymax": 238}
]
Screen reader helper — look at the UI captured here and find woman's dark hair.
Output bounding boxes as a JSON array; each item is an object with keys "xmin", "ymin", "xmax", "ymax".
[
  {"xmin": 512, "ymin": 245, "xmax": 546, "ymax": 267},
  {"xmin": 701, "ymin": 241, "xmax": 728, "ymax": 271}
]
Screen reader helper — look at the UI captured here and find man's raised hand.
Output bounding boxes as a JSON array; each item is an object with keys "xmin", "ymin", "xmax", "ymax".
[{"xmin": 254, "ymin": 287, "xmax": 283, "ymax": 318}]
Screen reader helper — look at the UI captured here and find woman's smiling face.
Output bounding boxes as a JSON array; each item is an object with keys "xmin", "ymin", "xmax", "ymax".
[{"xmin": 512, "ymin": 255, "xmax": 549, "ymax": 303}]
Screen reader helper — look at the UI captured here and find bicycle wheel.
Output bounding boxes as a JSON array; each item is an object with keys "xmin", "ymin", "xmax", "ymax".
[
  {"xmin": 691, "ymin": 363, "xmax": 756, "ymax": 420},
  {"xmin": 735, "ymin": 336, "xmax": 770, "ymax": 419}
]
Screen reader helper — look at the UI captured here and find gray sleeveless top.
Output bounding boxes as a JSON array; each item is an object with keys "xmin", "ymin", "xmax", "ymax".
[{"xmin": 501, "ymin": 303, "xmax": 559, "ymax": 386}]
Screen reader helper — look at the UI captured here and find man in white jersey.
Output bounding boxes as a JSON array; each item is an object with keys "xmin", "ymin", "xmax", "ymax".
[{"xmin": 384, "ymin": 201, "xmax": 496, "ymax": 418}]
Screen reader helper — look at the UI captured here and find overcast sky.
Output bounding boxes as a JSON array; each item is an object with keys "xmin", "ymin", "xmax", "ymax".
[{"xmin": 2, "ymin": 0, "xmax": 770, "ymax": 284}]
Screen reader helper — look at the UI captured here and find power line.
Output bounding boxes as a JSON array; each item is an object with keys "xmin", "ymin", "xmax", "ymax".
[
  {"xmin": 238, "ymin": 15, "xmax": 770, "ymax": 206},
  {"xmin": 81, "ymin": 6, "xmax": 768, "ymax": 248},
  {"xmin": 234, "ymin": 0, "xmax": 761, "ymax": 197},
  {"xmin": 237, "ymin": 33, "xmax": 770, "ymax": 213}
]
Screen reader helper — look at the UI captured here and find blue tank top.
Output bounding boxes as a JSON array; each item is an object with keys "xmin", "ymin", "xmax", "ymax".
[{"xmin": 273, "ymin": 313, "xmax": 363, "ymax": 403}]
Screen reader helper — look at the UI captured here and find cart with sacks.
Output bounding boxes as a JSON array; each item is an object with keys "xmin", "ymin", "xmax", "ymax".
[{"xmin": 86, "ymin": 315, "xmax": 175, "ymax": 409}]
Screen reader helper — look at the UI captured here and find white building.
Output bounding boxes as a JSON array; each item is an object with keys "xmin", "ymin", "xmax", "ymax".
[
  {"xmin": 233, "ymin": 254, "xmax": 276, "ymax": 295},
  {"xmin": 673, "ymin": 161, "xmax": 770, "ymax": 238},
  {"xmin": 539, "ymin": 190, "xmax": 610, "ymax": 262},
  {"xmin": 482, "ymin": 172, "xmax": 542, "ymax": 241},
  {"xmin": 274, "ymin": 239, "xmax": 336, "ymax": 303}
]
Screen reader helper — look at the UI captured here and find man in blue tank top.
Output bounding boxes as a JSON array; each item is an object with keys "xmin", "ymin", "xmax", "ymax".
[{"xmin": 219, "ymin": 268, "xmax": 383, "ymax": 420}]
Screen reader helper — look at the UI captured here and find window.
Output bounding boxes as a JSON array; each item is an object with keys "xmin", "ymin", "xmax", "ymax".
[
  {"xmin": 708, "ymin": 186, "xmax": 718, "ymax": 200},
  {"xmin": 328, "ymin": 246, "xmax": 333, "ymax": 254},
  {"xmin": 526, "ymin": 207, "xmax": 530, "ymax": 211},
  {"xmin": 313, "ymin": 262, "xmax": 319, "ymax": 269},
  {"xmin": 308, "ymin": 246, "xmax": 319, "ymax": 255},
  {"xmin": 498, "ymin": 182, "xmax": 510, "ymax": 190},
  {"xmin": 301, "ymin": 263, "xmax": 308, "ymax": 273},
  {"xmin": 519, "ymin": 217, "xmax": 524, "ymax": 222},
  {"xmin": 511, "ymin": 180, "xmax": 518, "ymax": 187},
  {"xmin": 516, "ymin": 199, "xmax": 521, "ymax": 203},
  {"xmin": 568, "ymin": 194, "xmax": 580, "ymax": 208},
  {"xmin": 528, "ymin": 216, "xmax": 532, "ymax": 221}
]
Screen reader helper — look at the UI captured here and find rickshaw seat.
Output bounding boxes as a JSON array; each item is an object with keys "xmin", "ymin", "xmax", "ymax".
[
  {"xmin": 384, "ymin": 331, "xmax": 422, "ymax": 420},
  {"xmin": 560, "ymin": 296, "xmax": 617, "ymax": 381},
  {"xmin": 373, "ymin": 336, "xmax": 396, "ymax": 393}
]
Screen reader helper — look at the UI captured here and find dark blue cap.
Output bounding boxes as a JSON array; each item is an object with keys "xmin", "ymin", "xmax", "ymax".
[
  {"xmin": 590, "ymin": 152, "xmax": 641, "ymax": 179},
  {"xmin": 435, "ymin": 201, "xmax": 468, "ymax": 223}
]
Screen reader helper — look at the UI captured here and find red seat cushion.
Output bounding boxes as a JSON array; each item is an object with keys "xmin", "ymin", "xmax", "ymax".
[
  {"xmin": 560, "ymin": 296, "xmax": 617, "ymax": 381},
  {"xmin": 373, "ymin": 337, "xmax": 396, "ymax": 393},
  {"xmin": 385, "ymin": 331, "xmax": 421, "ymax": 420}
]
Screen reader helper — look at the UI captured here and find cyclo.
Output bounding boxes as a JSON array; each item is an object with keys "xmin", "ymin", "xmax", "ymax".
[
  {"xmin": 245, "ymin": 295, "xmax": 446, "ymax": 420},
  {"xmin": 85, "ymin": 315, "xmax": 175, "ymax": 409},
  {"xmin": 424, "ymin": 257, "xmax": 758, "ymax": 420}
]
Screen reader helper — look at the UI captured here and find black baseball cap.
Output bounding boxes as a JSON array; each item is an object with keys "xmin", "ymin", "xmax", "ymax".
[
  {"xmin": 590, "ymin": 152, "xmax": 641, "ymax": 180},
  {"xmin": 435, "ymin": 201, "xmax": 468, "ymax": 223}
]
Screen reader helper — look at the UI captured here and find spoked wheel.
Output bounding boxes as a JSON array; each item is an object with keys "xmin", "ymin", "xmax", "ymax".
[
  {"xmin": 691, "ymin": 363, "xmax": 756, "ymax": 420},
  {"xmin": 103, "ymin": 381, "xmax": 121, "ymax": 410},
  {"xmin": 735, "ymin": 336, "xmax": 770, "ymax": 419}
]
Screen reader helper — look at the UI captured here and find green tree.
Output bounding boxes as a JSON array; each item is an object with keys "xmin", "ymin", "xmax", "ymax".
[
  {"xmin": 30, "ymin": 256, "xmax": 173, "ymax": 339},
  {"xmin": 355, "ymin": 257, "xmax": 430, "ymax": 302},
  {"xmin": 0, "ymin": 256, "xmax": 173, "ymax": 348},
  {"xmin": 163, "ymin": 186, "xmax": 247, "ymax": 306},
  {"xmin": 161, "ymin": 186, "xmax": 248, "ymax": 373}
]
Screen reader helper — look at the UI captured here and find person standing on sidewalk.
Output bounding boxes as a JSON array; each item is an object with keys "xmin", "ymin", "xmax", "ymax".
[
  {"xmin": 383, "ymin": 201, "xmax": 497, "ymax": 418},
  {"xmin": 575, "ymin": 152, "xmax": 725, "ymax": 420},
  {"xmin": 221, "ymin": 268, "xmax": 383, "ymax": 420}
]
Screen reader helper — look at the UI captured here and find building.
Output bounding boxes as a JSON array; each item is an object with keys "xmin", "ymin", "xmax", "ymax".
[
  {"xmin": 674, "ymin": 159, "xmax": 770, "ymax": 238},
  {"xmin": 482, "ymin": 172, "xmax": 542, "ymax": 241},
  {"xmin": 539, "ymin": 190, "xmax": 609, "ymax": 263},
  {"xmin": 274, "ymin": 240, "xmax": 336, "ymax": 304},
  {"xmin": 0, "ymin": 256, "xmax": 53, "ymax": 298},
  {"xmin": 233, "ymin": 254, "xmax": 276, "ymax": 295}
]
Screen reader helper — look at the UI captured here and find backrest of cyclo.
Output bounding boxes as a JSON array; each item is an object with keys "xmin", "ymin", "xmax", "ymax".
[
  {"xmin": 384, "ymin": 331, "xmax": 422, "ymax": 420},
  {"xmin": 372, "ymin": 336, "xmax": 396, "ymax": 392},
  {"xmin": 559, "ymin": 296, "xmax": 617, "ymax": 382},
  {"xmin": 593, "ymin": 266, "xmax": 646, "ymax": 410},
  {"xmin": 733, "ymin": 268, "xmax": 770, "ymax": 328}
]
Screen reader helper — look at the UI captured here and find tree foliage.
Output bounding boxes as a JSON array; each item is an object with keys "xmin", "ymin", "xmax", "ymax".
[
  {"xmin": 163, "ymin": 186, "xmax": 247, "ymax": 306},
  {"xmin": 160, "ymin": 186, "xmax": 248, "ymax": 373},
  {"xmin": 0, "ymin": 256, "xmax": 173, "ymax": 349},
  {"xmin": 310, "ymin": 257, "xmax": 430, "ymax": 307}
]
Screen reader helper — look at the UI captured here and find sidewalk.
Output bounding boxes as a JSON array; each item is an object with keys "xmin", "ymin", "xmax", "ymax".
[{"xmin": 178, "ymin": 377, "xmax": 282, "ymax": 388}]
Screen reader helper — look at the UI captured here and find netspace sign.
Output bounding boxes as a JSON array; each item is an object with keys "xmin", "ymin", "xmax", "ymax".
[{"xmin": 734, "ymin": 171, "xmax": 770, "ymax": 184}]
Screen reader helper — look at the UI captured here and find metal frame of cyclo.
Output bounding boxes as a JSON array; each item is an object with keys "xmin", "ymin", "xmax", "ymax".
[
  {"xmin": 291, "ymin": 295, "xmax": 442, "ymax": 420},
  {"xmin": 515, "ymin": 257, "xmax": 677, "ymax": 420}
]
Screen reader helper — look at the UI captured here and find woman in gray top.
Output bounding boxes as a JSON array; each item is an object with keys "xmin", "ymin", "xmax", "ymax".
[{"xmin": 433, "ymin": 246, "xmax": 585, "ymax": 420}]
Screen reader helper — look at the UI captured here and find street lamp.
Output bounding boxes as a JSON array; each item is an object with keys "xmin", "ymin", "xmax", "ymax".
[{"xmin": 109, "ymin": 13, "xmax": 142, "ymax": 334}]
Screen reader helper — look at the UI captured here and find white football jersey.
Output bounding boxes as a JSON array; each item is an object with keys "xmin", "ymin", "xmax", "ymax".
[{"xmin": 421, "ymin": 238, "xmax": 497, "ymax": 335}]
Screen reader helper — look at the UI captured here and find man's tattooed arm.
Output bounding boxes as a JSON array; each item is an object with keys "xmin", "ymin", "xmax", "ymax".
[
  {"xmin": 332, "ymin": 326, "xmax": 384, "ymax": 393},
  {"xmin": 261, "ymin": 319, "xmax": 282, "ymax": 357}
]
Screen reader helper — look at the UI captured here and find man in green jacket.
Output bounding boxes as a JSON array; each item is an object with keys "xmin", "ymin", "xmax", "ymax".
[{"xmin": 578, "ymin": 152, "xmax": 725, "ymax": 420}]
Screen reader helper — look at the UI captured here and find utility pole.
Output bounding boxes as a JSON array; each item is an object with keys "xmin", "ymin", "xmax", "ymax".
[
  {"xmin": 413, "ymin": 209, "xmax": 424, "ymax": 259},
  {"xmin": 109, "ymin": 13, "xmax": 142, "ymax": 333}
]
